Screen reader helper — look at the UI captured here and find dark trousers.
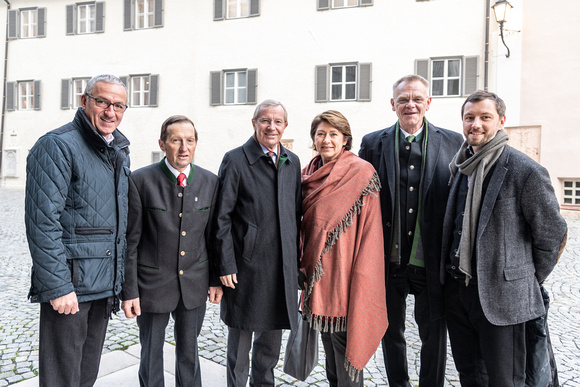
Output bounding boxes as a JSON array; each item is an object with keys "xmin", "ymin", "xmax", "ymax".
[
  {"xmin": 226, "ymin": 327, "xmax": 283, "ymax": 387},
  {"xmin": 137, "ymin": 298, "xmax": 206, "ymax": 387},
  {"xmin": 321, "ymin": 330, "xmax": 363, "ymax": 387},
  {"xmin": 39, "ymin": 298, "xmax": 109, "ymax": 387},
  {"xmin": 444, "ymin": 277, "xmax": 526, "ymax": 387},
  {"xmin": 382, "ymin": 265, "xmax": 447, "ymax": 387}
]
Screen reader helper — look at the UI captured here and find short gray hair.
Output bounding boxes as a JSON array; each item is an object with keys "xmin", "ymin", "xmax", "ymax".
[
  {"xmin": 392, "ymin": 74, "xmax": 429, "ymax": 95},
  {"xmin": 84, "ymin": 74, "xmax": 127, "ymax": 97},
  {"xmin": 252, "ymin": 99, "xmax": 288, "ymax": 123}
]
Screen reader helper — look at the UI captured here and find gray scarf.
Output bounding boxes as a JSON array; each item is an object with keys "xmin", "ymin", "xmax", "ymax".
[{"xmin": 449, "ymin": 130, "xmax": 509, "ymax": 285}]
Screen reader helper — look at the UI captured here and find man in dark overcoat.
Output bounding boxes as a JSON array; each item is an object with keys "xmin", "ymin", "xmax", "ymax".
[
  {"xmin": 359, "ymin": 75, "xmax": 463, "ymax": 387},
  {"xmin": 121, "ymin": 115, "xmax": 223, "ymax": 386},
  {"xmin": 215, "ymin": 99, "xmax": 302, "ymax": 387},
  {"xmin": 441, "ymin": 90, "xmax": 567, "ymax": 385}
]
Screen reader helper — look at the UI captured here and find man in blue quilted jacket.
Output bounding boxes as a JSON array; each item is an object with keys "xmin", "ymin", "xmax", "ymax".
[{"xmin": 25, "ymin": 74, "xmax": 131, "ymax": 387}]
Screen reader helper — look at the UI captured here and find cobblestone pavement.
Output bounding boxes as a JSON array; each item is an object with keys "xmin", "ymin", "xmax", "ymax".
[{"xmin": 1, "ymin": 186, "xmax": 579, "ymax": 386}]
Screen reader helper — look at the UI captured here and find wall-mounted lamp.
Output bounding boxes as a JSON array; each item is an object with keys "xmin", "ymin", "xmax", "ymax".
[{"xmin": 491, "ymin": 0, "xmax": 513, "ymax": 58}]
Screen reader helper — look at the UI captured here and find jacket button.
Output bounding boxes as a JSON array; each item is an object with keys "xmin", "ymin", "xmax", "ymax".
[
  {"xmin": 410, "ymin": 165, "xmax": 415, "ymax": 170},
  {"xmin": 179, "ymin": 270, "xmax": 184, "ymax": 275},
  {"xmin": 106, "ymin": 250, "xmax": 111, "ymax": 256},
  {"xmin": 180, "ymin": 251, "xmax": 185, "ymax": 256},
  {"xmin": 408, "ymin": 208, "xmax": 414, "ymax": 214},
  {"xmin": 178, "ymin": 193, "xmax": 183, "ymax": 198},
  {"xmin": 179, "ymin": 213, "xmax": 182, "ymax": 218},
  {"xmin": 181, "ymin": 231, "xmax": 186, "ymax": 236}
]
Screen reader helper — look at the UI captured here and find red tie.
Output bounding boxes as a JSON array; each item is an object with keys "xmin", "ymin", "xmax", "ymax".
[{"xmin": 177, "ymin": 173, "xmax": 186, "ymax": 187}]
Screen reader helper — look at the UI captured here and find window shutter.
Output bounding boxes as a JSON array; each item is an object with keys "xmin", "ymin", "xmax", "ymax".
[
  {"xmin": 360, "ymin": 0, "xmax": 373, "ymax": 6},
  {"xmin": 153, "ymin": 0, "xmax": 163, "ymax": 27},
  {"xmin": 214, "ymin": 0, "xmax": 224, "ymax": 21},
  {"xmin": 96, "ymin": 2, "xmax": 105, "ymax": 33},
  {"xmin": 246, "ymin": 69, "xmax": 257, "ymax": 104},
  {"xmin": 6, "ymin": 82, "xmax": 15, "ymax": 111},
  {"xmin": 124, "ymin": 0, "xmax": 133, "ymax": 30},
  {"xmin": 61, "ymin": 79, "xmax": 71, "ymax": 110},
  {"xmin": 37, "ymin": 8, "xmax": 47, "ymax": 38},
  {"xmin": 33, "ymin": 80, "xmax": 41, "ymax": 110},
  {"xmin": 66, "ymin": 5, "xmax": 75, "ymax": 35},
  {"xmin": 315, "ymin": 65, "xmax": 328, "ymax": 102},
  {"xmin": 7, "ymin": 10, "xmax": 18, "ymax": 39},
  {"xmin": 249, "ymin": 0, "xmax": 260, "ymax": 16},
  {"xmin": 463, "ymin": 56, "xmax": 479, "ymax": 95},
  {"xmin": 415, "ymin": 59, "xmax": 429, "ymax": 81},
  {"xmin": 358, "ymin": 63, "xmax": 372, "ymax": 101},
  {"xmin": 149, "ymin": 74, "xmax": 159, "ymax": 106},
  {"xmin": 120, "ymin": 76, "xmax": 129, "ymax": 90},
  {"xmin": 210, "ymin": 71, "xmax": 222, "ymax": 106},
  {"xmin": 317, "ymin": 0, "xmax": 330, "ymax": 11}
]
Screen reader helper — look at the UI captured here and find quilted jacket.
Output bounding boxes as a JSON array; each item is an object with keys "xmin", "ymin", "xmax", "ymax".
[{"xmin": 25, "ymin": 108, "xmax": 131, "ymax": 304}]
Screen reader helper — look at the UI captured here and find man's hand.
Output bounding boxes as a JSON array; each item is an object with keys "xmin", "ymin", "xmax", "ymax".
[
  {"xmin": 50, "ymin": 292, "xmax": 79, "ymax": 315},
  {"xmin": 208, "ymin": 286, "xmax": 224, "ymax": 304},
  {"xmin": 220, "ymin": 273, "xmax": 238, "ymax": 289},
  {"xmin": 121, "ymin": 298, "xmax": 141, "ymax": 318}
]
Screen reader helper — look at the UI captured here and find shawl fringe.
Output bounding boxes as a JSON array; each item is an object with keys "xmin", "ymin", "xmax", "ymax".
[{"xmin": 345, "ymin": 358, "xmax": 361, "ymax": 383}]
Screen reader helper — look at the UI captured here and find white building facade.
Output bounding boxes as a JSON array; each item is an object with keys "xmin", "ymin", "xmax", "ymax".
[{"xmin": 0, "ymin": 0, "xmax": 577, "ymax": 210}]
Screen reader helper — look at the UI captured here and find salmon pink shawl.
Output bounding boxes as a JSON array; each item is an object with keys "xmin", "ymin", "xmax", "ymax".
[{"xmin": 300, "ymin": 150, "xmax": 388, "ymax": 381}]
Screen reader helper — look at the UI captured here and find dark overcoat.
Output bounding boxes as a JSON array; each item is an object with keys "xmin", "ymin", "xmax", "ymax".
[
  {"xmin": 121, "ymin": 160, "xmax": 219, "ymax": 313},
  {"xmin": 215, "ymin": 137, "xmax": 302, "ymax": 331},
  {"xmin": 359, "ymin": 121, "xmax": 464, "ymax": 320},
  {"xmin": 440, "ymin": 145, "xmax": 567, "ymax": 326}
]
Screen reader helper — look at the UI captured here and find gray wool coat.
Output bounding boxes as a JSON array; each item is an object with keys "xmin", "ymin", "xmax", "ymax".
[
  {"xmin": 440, "ymin": 145, "xmax": 567, "ymax": 326},
  {"xmin": 215, "ymin": 137, "xmax": 302, "ymax": 332}
]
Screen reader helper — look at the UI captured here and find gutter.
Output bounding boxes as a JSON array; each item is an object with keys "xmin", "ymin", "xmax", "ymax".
[
  {"xmin": 484, "ymin": 0, "xmax": 490, "ymax": 90},
  {"xmin": 0, "ymin": 0, "xmax": 10, "ymax": 179}
]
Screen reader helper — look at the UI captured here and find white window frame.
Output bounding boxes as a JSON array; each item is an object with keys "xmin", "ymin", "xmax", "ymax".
[
  {"xmin": 131, "ymin": 75, "xmax": 151, "ymax": 107},
  {"xmin": 227, "ymin": 0, "xmax": 250, "ymax": 19},
  {"xmin": 20, "ymin": 9, "xmax": 38, "ymax": 38},
  {"xmin": 332, "ymin": 0, "xmax": 359, "ymax": 9},
  {"xmin": 563, "ymin": 180, "xmax": 580, "ymax": 207},
  {"xmin": 330, "ymin": 64, "xmax": 358, "ymax": 101},
  {"xmin": 431, "ymin": 58, "xmax": 462, "ymax": 97},
  {"xmin": 18, "ymin": 81, "xmax": 35, "ymax": 110},
  {"xmin": 135, "ymin": 0, "xmax": 154, "ymax": 29},
  {"xmin": 77, "ymin": 3, "xmax": 96, "ymax": 34},
  {"xmin": 224, "ymin": 71, "xmax": 248, "ymax": 105},
  {"xmin": 73, "ymin": 78, "xmax": 89, "ymax": 108}
]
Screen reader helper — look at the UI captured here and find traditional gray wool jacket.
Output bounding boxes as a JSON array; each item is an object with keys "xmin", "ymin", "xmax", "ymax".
[{"xmin": 25, "ymin": 108, "xmax": 130, "ymax": 304}]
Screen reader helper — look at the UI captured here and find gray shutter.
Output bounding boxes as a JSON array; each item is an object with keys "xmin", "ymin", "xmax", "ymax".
[
  {"xmin": 210, "ymin": 71, "xmax": 222, "ymax": 106},
  {"xmin": 360, "ymin": 0, "xmax": 373, "ymax": 5},
  {"xmin": 7, "ymin": 10, "xmax": 18, "ymax": 39},
  {"xmin": 124, "ymin": 0, "xmax": 133, "ymax": 30},
  {"xmin": 317, "ymin": 0, "xmax": 330, "ymax": 11},
  {"xmin": 37, "ymin": 8, "xmax": 46, "ymax": 38},
  {"xmin": 315, "ymin": 65, "xmax": 328, "ymax": 102},
  {"xmin": 246, "ymin": 69, "xmax": 257, "ymax": 104},
  {"xmin": 120, "ymin": 76, "xmax": 129, "ymax": 89},
  {"xmin": 66, "ymin": 5, "xmax": 75, "ymax": 35},
  {"xmin": 463, "ymin": 56, "xmax": 479, "ymax": 95},
  {"xmin": 249, "ymin": 0, "xmax": 260, "ymax": 16},
  {"xmin": 153, "ymin": 0, "xmax": 163, "ymax": 27},
  {"xmin": 96, "ymin": 2, "xmax": 105, "ymax": 33},
  {"xmin": 415, "ymin": 59, "xmax": 429, "ymax": 81},
  {"xmin": 214, "ymin": 0, "xmax": 224, "ymax": 21},
  {"xmin": 358, "ymin": 63, "xmax": 372, "ymax": 101},
  {"xmin": 149, "ymin": 74, "xmax": 159, "ymax": 106},
  {"xmin": 61, "ymin": 79, "xmax": 71, "ymax": 109},
  {"xmin": 6, "ymin": 82, "xmax": 15, "ymax": 111},
  {"xmin": 33, "ymin": 80, "xmax": 41, "ymax": 110}
]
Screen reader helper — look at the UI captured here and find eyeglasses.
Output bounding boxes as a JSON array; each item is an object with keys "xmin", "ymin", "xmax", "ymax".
[{"xmin": 86, "ymin": 94, "xmax": 128, "ymax": 113}]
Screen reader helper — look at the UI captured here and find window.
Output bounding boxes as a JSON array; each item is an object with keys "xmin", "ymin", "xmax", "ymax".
[
  {"xmin": 415, "ymin": 56, "xmax": 479, "ymax": 97},
  {"xmin": 151, "ymin": 151, "xmax": 164, "ymax": 164},
  {"xmin": 317, "ymin": 0, "xmax": 373, "ymax": 11},
  {"xmin": 214, "ymin": 0, "xmax": 259, "ymax": 20},
  {"xmin": 124, "ymin": 0, "xmax": 163, "ymax": 31},
  {"xmin": 120, "ymin": 74, "xmax": 159, "ymax": 107},
  {"xmin": 210, "ymin": 69, "xmax": 257, "ymax": 106},
  {"xmin": 66, "ymin": 2, "xmax": 105, "ymax": 35},
  {"xmin": 563, "ymin": 180, "xmax": 580, "ymax": 207},
  {"xmin": 7, "ymin": 8, "xmax": 46, "ymax": 39},
  {"xmin": 315, "ymin": 63, "xmax": 372, "ymax": 102},
  {"xmin": 5, "ymin": 80, "xmax": 41, "ymax": 111},
  {"xmin": 60, "ymin": 78, "xmax": 90, "ymax": 109}
]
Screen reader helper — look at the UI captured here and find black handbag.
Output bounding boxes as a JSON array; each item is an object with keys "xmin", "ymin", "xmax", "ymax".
[{"xmin": 283, "ymin": 309, "xmax": 319, "ymax": 381}]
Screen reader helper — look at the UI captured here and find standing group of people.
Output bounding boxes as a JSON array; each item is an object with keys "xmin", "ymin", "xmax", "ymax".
[{"xmin": 24, "ymin": 73, "xmax": 567, "ymax": 387}]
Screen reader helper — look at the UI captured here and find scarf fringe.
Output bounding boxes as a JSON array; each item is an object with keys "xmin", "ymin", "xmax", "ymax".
[
  {"xmin": 304, "ymin": 173, "xmax": 381, "ymax": 316},
  {"xmin": 308, "ymin": 314, "xmax": 348, "ymax": 333},
  {"xmin": 344, "ymin": 357, "xmax": 362, "ymax": 383}
]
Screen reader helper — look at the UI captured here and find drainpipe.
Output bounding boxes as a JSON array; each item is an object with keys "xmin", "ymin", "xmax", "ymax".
[
  {"xmin": 484, "ymin": 0, "xmax": 490, "ymax": 90},
  {"xmin": 0, "ymin": 0, "xmax": 10, "ymax": 179}
]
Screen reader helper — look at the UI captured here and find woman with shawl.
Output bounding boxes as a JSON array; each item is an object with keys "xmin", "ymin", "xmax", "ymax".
[{"xmin": 300, "ymin": 110, "xmax": 388, "ymax": 386}]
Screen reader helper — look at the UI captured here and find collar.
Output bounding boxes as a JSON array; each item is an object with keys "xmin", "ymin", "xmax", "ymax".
[
  {"xmin": 164, "ymin": 158, "xmax": 191, "ymax": 185},
  {"xmin": 399, "ymin": 124, "xmax": 425, "ymax": 140}
]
